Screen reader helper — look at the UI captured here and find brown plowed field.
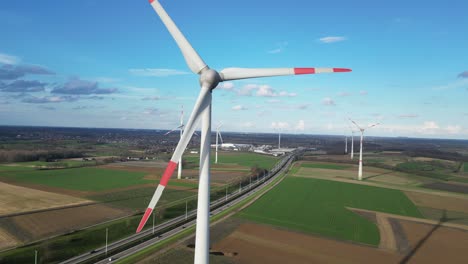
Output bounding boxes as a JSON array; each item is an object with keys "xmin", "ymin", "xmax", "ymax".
[
  {"xmin": 212, "ymin": 223, "xmax": 400, "ymax": 264},
  {"xmin": 0, "ymin": 182, "xmax": 89, "ymax": 216},
  {"xmin": 399, "ymin": 220, "xmax": 468, "ymax": 263},
  {"xmin": 6, "ymin": 204, "xmax": 127, "ymax": 242},
  {"xmin": 405, "ymin": 191, "xmax": 468, "ymax": 213}
]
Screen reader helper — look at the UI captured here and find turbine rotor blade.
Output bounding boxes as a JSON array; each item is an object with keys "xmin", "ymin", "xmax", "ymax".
[
  {"xmin": 348, "ymin": 118, "xmax": 362, "ymax": 131},
  {"xmin": 218, "ymin": 131, "xmax": 224, "ymax": 145},
  {"xmin": 219, "ymin": 67, "xmax": 351, "ymax": 81},
  {"xmin": 368, "ymin": 123, "xmax": 380, "ymax": 128},
  {"xmin": 149, "ymin": 0, "xmax": 207, "ymax": 74},
  {"xmin": 164, "ymin": 125, "xmax": 184, "ymax": 136},
  {"xmin": 136, "ymin": 87, "xmax": 211, "ymax": 233}
]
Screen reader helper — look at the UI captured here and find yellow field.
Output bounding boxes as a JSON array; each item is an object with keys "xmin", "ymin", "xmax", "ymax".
[{"xmin": 0, "ymin": 182, "xmax": 89, "ymax": 216}]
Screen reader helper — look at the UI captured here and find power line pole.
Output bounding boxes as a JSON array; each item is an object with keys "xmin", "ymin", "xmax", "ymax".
[
  {"xmin": 34, "ymin": 250, "xmax": 37, "ymax": 264},
  {"xmin": 185, "ymin": 200, "xmax": 188, "ymax": 220},
  {"xmin": 105, "ymin": 228, "xmax": 108, "ymax": 256},
  {"xmin": 152, "ymin": 212, "xmax": 155, "ymax": 234}
]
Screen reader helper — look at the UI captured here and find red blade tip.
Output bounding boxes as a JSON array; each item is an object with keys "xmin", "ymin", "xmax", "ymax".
[
  {"xmin": 136, "ymin": 208, "xmax": 153, "ymax": 233},
  {"xmin": 333, "ymin": 68, "xmax": 352, "ymax": 72}
]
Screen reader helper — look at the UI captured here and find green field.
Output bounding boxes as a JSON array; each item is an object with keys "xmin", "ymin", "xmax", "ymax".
[
  {"xmin": 0, "ymin": 167, "xmax": 150, "ymax": 191},
  {"xmin": 301, "ymin": 162, "xmax": 350, "ymax": 170},
  {"xmin": 238, "ymin": 177, "xmax": 422, "ymax": 245},
  {"xmin": 186, "ymin": 152, "xmax": 278, "ymax": 169},
  {"xmin": 396, "ymin": 161, "xmax": 451, "ymax": 180},
  {"xmin": 464, "ymin": 162, "xmax": 468, "ymax": 173}
]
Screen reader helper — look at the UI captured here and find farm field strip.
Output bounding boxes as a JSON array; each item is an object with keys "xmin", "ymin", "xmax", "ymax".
[
  {"xmin": 185, "ymin": 151, "xmax": 279, "ymax": 169},
  {"xmin": 238, "ymin": 176, "xmax": 422, "ymax": 245},
  {"xmin": 300, "ymin": 162, "xmax": 351, "ymax": 170},
  {"xmin": 0, "ymin": 182, "xmax": 89, "ymax": 216},
  {"xmin": 0, "ymin": 167, "xmax": 150, "ymax": 191}
]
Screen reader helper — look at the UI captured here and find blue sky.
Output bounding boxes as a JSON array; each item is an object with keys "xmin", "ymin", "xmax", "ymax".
[{"xmin": 1, "ymin": 0, "xmax": 467, "ymax": 139}]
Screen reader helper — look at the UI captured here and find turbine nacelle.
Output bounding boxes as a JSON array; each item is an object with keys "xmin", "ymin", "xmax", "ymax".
[{"xmin": 199, "ymin": 68, "xmax": 221, "ymax": 90}]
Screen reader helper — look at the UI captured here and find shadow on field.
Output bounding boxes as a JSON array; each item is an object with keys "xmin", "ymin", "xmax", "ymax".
[
  {"xmin": 364, "ymin": 171, "xmax": 393, "ymax": 181},
  {"xmin": 399, "ymin": 210, "xmax": 464, "ymax": 264}
]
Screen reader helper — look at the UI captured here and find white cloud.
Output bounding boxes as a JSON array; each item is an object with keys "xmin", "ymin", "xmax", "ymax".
[
  {"xmin": 0, "ymin": 53, "xmax": 20, "ymax": 65},
  {"xmin": 278, "ymin": 91, "xmax": 296, "ymax": 97},
  {"xmin": 446, "ymin": 125, "xmax": 462, "ymax": 134},
  {"xmin": 129, "ymin": 68, "xmax": 189, "ymax": 77},
  {"xmin": 232, "ymin": 105, "xmax": 247, "ymax": 111},
  {"xmin": 322, "ymin": 97, "xmax": 335, "ymax": 106},
  {"xmin": 234, "ymin": 84, "xmax": 296, "ymax": 97},
  {"xmin": 318, "ymin": 36, "xmax": 347, "ymax": 43},
  {"xmin": 237, "ymin": 84, "xmax": 257, "ymax": 96},
  {"xmin": 377, "ymin": 122, "xmax": 465, "ymax": 137},
  {"xmin": 241, "ymin": 122, "xmax": 256, "ymax": 128},
  {"xmin": 231, "ymin": 84, "xmax": 297, "ymax": 98},
  {"xmin": 295, "ymin": 120, "xmax": 305, "ymax": 131},
  {"xmin": 257, "ymin": 85, "xmax": 276, "ymax": 97},
  {"xmin": 271, "ymin": 121, "xmax": 290, "ymax": 129},
  {"xmin": 422, "ymin": 121, "xmax": 439, "ymax": 130},
  {"xmin": 218, "ymin": 82, "xmax": 234, "ymax": 90},
  {"xmin": 359, "ymin": 90, "xmax": 368, "ymax": 95}
]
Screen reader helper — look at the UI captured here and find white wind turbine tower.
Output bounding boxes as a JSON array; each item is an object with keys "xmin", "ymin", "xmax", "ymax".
[
  {"xmin": 215, "ymin": 122, "xmax": 223, "ymax": 164},
  {"xmin": 349, "ymin": 119, "xmax": 379, "ymax": 181},
  {"xmin": 274, "ymin": 128, "xmax": 282, "ymax": 150},
  {"xmin": 137, "ymin": 1, "xmax": 351, "ymax": 263},
  {"xmin": 348, "ymin": 125, "xmax": 357, "ymax": 160},
  {"xmin": 164, "ymin": 105, "xmax": 185, "ymax": 179},
  {"xmin": 344, "ymin": 133, "xmax": 348, "ymax": 154}
]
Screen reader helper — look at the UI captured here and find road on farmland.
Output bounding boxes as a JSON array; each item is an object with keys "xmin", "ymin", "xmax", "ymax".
[{"xmin": 61, "ymin": 151, "xmax": 298, "ymax": 264}]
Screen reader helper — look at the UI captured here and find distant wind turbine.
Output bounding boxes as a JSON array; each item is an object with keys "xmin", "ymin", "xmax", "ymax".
[
  {"xmin": 344, "ymin": 134, "xmax": 348, "ymax": 154},
  {"xmin": 164, "ymin": 105, "xmax": 184, "ymax": 179},
  {"xmin": 215, "ymin": 122, "xmax": 223, "ymax": 164},
  {"xmin": 349, "ymin": 119, "xmax": 379, "ymax": 180}
]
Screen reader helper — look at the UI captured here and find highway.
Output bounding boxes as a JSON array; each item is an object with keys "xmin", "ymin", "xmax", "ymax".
[{"xmin": 61, "ymin": 151, "xmax": 297, "ymax": 264}]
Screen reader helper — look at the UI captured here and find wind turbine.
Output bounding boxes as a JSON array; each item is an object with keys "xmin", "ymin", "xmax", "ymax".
[
  {"xmin": 164, "ymin": 105, "xmax": 185, "ymax": 179},
  {"xmin": 274, "ymin": 128, "xmax": 282, "ymax": 150},
  {"xmin": 349, "ymin": 119, "xmax": 379, "ymax": 181},
  {"xmin": 137, "ymin": 1, "xmax": 351, "ymax": 263},
  {"xmin": 215, "ymin": 122, "xmax": 223, "ymax": 164},
  {"xmin": 344, "ymin": 134, "xmax": 348, "ymax": 154},
  {"xmin": 349, "ymin": 127, "xmax": 356, "ymax": 160}
]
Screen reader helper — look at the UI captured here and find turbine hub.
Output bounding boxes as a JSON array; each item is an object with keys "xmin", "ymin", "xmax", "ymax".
[{"xmin": 199, "ymin": 68, "xmax": 221, "ymax": 90}]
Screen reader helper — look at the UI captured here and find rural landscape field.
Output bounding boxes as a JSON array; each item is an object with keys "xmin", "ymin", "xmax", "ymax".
[
  {"xmin": 1, "ymin": 127, "xmax": 468, "ymax": 263},
  {"xmin": 0, "ymin": 127, "xmax": 281, "ymax": 263},
  {"xmin": 138, "ymin": 147, "xmax": 468, "ymax": 264}
]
